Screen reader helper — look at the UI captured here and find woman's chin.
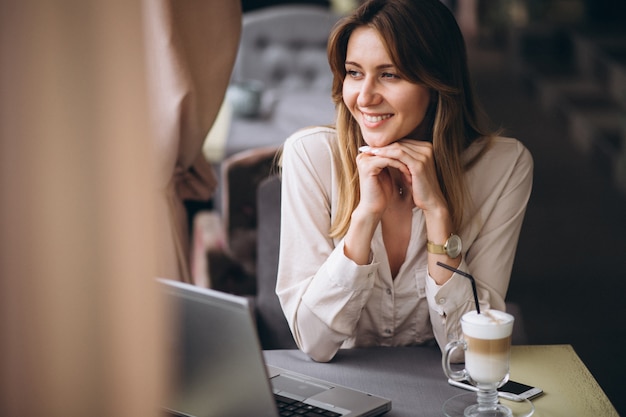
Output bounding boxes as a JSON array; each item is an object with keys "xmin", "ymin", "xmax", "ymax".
[{"xmin": 361, "ymin": 135, "xmax": 398, "ymax": 148}]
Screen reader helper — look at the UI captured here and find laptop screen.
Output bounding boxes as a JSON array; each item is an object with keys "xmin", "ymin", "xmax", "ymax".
[{"xmin": 160, "ymin": 279, "xmax": 278, "ymax": 417}]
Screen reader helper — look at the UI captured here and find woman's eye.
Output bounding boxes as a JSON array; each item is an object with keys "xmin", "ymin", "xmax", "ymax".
[
  {"xmin": 346, "ymin": 69, "xmax": 362, "ymax": 78},
  {"xmin": 382, "ymin": 72, "xmax": 399, "ymax": 79}
]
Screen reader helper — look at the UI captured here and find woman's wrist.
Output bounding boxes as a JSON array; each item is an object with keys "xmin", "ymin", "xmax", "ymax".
[
  {"xmin": 343, "ymin": 207, "xmax": 379, "ymax": 265},
  {"xmin": 423, "ymin": 203, "xmax": 454, "ymax": 244},
  {"xmin": 423, "ymin": 203, "xmax": 460, "ymax": 284}
]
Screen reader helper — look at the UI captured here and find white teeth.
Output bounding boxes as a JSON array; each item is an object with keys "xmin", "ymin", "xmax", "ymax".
[{"xmin": 364, "ymin": 114, "xmax": 391, "ymax": 123}]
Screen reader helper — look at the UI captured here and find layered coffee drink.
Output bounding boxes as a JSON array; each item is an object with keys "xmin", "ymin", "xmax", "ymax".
[
  {"xmin": 461, "ymin": 310, "xmax": 514, "ymax": 385},
  {"xmin": 443, "ymin": 310, "xmax": 519, "ymax": 417}
]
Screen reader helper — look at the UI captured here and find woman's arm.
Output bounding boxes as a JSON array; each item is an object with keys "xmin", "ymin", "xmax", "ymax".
[
  {"xmin": 426, "ymin": 139, "xmax": 534, "ymax": 350},
  {"xmin": 362, "ymin": 141, "xmax": 461, "ymax": 283},
  {"xmin": 276, "ymin": 129, "xmax": 377, "ymax": 362}
]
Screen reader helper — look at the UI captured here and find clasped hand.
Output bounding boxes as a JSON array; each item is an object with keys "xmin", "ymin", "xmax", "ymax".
[{"xmin": 357, "ymin": 140, "xmax": 447, "ymax": 216}]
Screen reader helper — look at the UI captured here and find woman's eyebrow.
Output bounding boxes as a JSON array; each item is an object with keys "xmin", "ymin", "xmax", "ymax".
[{"xmin": 345, "ymin": 61, "xmax": 396, "ymax": 70}]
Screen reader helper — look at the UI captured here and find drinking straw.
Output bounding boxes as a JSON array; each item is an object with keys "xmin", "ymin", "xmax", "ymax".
[{"xmin": 436, "ymin": 262, "xmax": 480, "ymax": 314}]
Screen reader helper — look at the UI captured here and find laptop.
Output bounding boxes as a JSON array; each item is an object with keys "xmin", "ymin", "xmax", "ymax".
[{"xmin": 158, "ymin": 278, "xmax": 391, "ymax": 417}]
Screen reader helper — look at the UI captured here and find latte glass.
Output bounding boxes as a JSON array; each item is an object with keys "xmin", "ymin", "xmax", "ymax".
[{"xmin": 442, "ymin": 310, "xmax": 515, "ymax": 417}]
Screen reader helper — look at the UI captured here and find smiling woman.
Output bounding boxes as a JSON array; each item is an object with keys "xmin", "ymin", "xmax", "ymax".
[{"xmin": 276, "ymin": 0, "xmax": 533, "ymax": 363}]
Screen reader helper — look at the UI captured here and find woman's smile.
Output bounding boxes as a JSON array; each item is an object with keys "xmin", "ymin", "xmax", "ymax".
[{"xmin": 362, "ymin": 112, "xmax": 393, "ymax": 126}]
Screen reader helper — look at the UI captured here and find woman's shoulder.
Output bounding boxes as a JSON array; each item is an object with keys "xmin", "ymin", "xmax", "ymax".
[
  {"xmin": 284, "ymin": 125, "xmax": 337, "ymax": 147},
  {"xmin": 283, "ymin": 125, "xmax": 338, "ymax": 161},
  {"xmin": 280, "ymin": 126, "xmax": 338, "ymax": 192},
  {"xmin": 470, "ymin": 136, "xmax": 533, "ymax": 179},
  {"xmin": 471, "ymin": 136, "xmax": 533, "ymax": 167},
  {"xmin": 490, "ymin": 136, "xmax": 533, "ymax": 169},
  {"xmin": 491, "ymin": 136, "xmax": 531, "ymax": 153}
]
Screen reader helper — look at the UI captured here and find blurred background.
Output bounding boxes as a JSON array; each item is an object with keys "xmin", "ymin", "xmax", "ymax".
[{"xmin": 2, "ymin": 0, "xmax": 625, "ymax": 416}]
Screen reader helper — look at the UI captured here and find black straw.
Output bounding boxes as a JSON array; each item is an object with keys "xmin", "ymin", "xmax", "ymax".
[{"xmin": 436, "ymin": 262, "xmax": 480, "ymax": 314}]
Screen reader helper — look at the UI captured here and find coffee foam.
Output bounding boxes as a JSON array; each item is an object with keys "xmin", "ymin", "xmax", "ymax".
[{"xmin": 461, "ymin": 310, "xmax": 514, "ymax": 340}]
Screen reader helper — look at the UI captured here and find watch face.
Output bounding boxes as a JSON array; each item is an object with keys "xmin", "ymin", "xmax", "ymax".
[{"xmin": 446, "ymin": 234, "xmax": 462, "ymax": 258}]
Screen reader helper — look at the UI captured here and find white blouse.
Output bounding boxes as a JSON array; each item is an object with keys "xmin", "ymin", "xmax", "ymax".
[{"xmin": 276, "ymin": 126, "xmax": 533, "ymax": 362}]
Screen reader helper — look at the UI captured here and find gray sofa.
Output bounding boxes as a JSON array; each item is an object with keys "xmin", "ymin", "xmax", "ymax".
[
  {"xmin": 222, "ymin": 5, "xmax": 339, "ymax": 158},
  {"xmin": 231, "ymin": 4, "xmax": 339, "ymax": 91}
]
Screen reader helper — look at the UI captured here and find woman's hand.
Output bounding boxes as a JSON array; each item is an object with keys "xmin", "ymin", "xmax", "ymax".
[
  {"xmin": 359, "ymin": 140, "xmax": 460, "ymax": 283},
  {"xmin": 343, "ymin": 147, "xmax": 412, "ymax": 266},
  {"xmin": 355, "ymin": 149, "xmax": 411, "ymax": 217},
  {"xmin": 360, "ymin": 140, "xmax": 447, "ymax": 214},
  {"xmin": 393, "ymin": 140, "xmax": 448, "ymax": 213}
]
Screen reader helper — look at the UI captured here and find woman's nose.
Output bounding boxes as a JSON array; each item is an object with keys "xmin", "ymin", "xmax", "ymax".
[{"xmin": 357, "ymin": 78, "xmax": 381, "ymax": 107}]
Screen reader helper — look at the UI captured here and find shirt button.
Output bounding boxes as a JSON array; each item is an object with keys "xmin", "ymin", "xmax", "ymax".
[
  {"xmin": 386, "ymin": 288, "xmax": 392, "ymax": 295},
  {"xmin": 384, "ymin": 328, "xmax": 392, "ymax": 335},
  {"xmin": 438, "ymin": 298, "xmax": 446, "ymax": 305}
]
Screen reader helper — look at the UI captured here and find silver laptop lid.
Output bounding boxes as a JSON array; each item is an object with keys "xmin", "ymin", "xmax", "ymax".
[{"xmin": 159, "ymin": 278, "xmax": 278, "ymax": 417}]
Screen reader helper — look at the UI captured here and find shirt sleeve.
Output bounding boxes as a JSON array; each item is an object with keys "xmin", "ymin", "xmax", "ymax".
[
  {"xmin": 276, "ymin": 128, "xmax": 376, "ymax": 362},
  {"xmin": 425, "ymin": 139, "xmax": 534, "ymax": 351},
  {"xmin": 425, "ymin": 258, "xmax": 476, "ymax": 349}
]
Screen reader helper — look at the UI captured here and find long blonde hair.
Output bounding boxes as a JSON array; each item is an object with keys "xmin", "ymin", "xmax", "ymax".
[{"xmin": 327, "ymin": 0, "xmax": 496, "ymax": 238}]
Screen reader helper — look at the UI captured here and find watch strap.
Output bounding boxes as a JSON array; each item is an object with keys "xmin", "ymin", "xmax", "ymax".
[{"xmin": 427, "ymin": 241, "xmax": 447, "ymax": 255}]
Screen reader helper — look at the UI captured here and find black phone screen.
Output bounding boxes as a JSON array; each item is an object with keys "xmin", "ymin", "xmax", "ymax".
[{"xmin": 500, "ymin": 380, "xmax": 534, "ymax": 395}]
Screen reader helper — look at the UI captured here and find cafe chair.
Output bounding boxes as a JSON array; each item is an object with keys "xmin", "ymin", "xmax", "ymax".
[
  {"xmin": 255, "ymin": 175, "xmax": 528, "ymax": 350},
  {"xmin": 256, "ymin": 174, "xmax": 297, "ymax": 349},
  {"xmin": 217, "ymin": 145, "xmax": 281, "ymax": 295}
]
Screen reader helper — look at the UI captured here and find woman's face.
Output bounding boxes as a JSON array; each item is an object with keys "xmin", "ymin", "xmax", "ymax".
[{"xmin": 342, "ymin": 26, "xmax": 432, "ymax": 147}]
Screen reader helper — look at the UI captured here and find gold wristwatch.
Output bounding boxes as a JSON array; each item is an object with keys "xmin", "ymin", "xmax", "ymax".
[{"xmin": 427, "ymin": 234, "xmax": 462, "ymax": 259}]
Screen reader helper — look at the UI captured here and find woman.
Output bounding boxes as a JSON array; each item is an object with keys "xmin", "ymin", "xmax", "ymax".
[{"xmin": 276, "ymin": 0, "xmax": 533, "ymax": 362}]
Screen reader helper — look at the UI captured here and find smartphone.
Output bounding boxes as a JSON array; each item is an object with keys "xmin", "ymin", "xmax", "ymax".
[{"xmin": 448, "ymin": 379, "xmax": 543, "ymax": 401}]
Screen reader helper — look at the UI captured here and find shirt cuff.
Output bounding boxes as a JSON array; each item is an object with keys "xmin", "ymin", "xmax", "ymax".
[
  {"xmin": 318, "ymin": 238, "xmax": 378, "ymax": 291},
  {"xmin": 426, "ymin": 259, "xmax": 474, "ymax": 316},
  {"xmin": 301, "ymin": 239, "xmax": 377, "ymax": 334}
]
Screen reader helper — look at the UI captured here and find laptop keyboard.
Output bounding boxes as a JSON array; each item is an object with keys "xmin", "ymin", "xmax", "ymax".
[{"xmin": 275, "ymin": 393, "xmax": 342, "ymax": 417}]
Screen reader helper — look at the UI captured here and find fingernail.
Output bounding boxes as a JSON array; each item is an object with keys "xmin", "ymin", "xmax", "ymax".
[{"xmin": 358, "ymin": 146, "xmax": 371, "ymax": 153}]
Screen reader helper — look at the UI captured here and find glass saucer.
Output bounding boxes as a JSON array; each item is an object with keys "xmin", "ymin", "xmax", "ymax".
[{"xmin": 443, "ymin": 392, "xmax": 534, "ymax": 417}]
